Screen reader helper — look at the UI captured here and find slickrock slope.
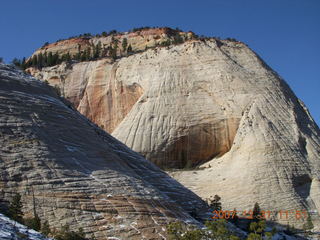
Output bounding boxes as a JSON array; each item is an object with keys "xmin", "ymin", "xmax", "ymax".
[
  {"xmin": 0, "ymin": 64, "xmax": 209, "ymax": 240},
  {"xmin": 29, "ymin": 34, "xmax": 320, "ymax": 228}
]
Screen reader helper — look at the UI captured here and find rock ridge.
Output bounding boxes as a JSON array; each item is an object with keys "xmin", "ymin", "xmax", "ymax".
[{"xmin": 0, "ymin": 63, "xmax": 209, "ymax": 239}]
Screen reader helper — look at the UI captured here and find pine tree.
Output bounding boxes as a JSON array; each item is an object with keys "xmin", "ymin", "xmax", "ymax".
[
  {"xmin": 53, "ymin": 53, "xmax": 60, "ymax": 65},
  {"xmin": 75, "ymin": 50, "xmax": 81, "ymax": 61},
  {"xmin": 0, "ymin": 57, "xmax": 3, "ymax": 63},
  {"xmin": 209, "ymin": 195, "xmax": 222, "ymax": 211},
  {"xmin": 127, "ymin": 44, "xmax": 133, "ymax": 54},
  {"xmin": 230, "ymin": 208, "xmax": 239, "ymax": 225},
  {"xmin": 31, "ymin": 187, "xmax": 41, "ymax": 231},
  {"xmin": 252, "ymin": 202, "xmax": 261, "ymax": 220},
  {"xmin": 108, "ymin": 46, "xmax": 117, "ymax": 60},
  {"xmin": 173, "ymin": 34, "xmax": 184, "ymax": 44},
  {"xmin": 43, "ymin": 52, "xmax": 48, "ymax": 67},
  {"xmin": 8, "ymin": 193, "xmax": 24, "ymax": 223},
  {"xmin": 122, "ymin": 38, "xmax": 128, "ymax": 54},
  {"xmin": 86, "ymin": 47, "xmax": 91, "ymax": 61},
  {"xmin": 32, "ymin": 55, "xmax": 38, "ymax": 67},
  {"xmin": 21, "ymin": 57, "xmax": 26, "ymax": 69},
  {"xmin": 66, "ymin": 52, "xmax": 71, "ymax": 62},
  {"xmin": 47, "ymin": 52, "xmax": 53, "ymax": 66},
  {"xmin": 12, "ymin": 58, "xmax": 21, "ymax": 67},
  {"xmin": 37, "ymin": 53, "xmax": 43, "ymax": 68},
  {"xmin": 93, "ymin": 42, "xmax": 102, "ymax": 59}
]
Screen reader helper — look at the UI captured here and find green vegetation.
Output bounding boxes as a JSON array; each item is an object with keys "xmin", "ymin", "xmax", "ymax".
[
  {"xmin": 10, "ymin": 27, "xmax": 233, "ymax": 72},
  {"xmin": 166, "ymin": 198, "xmax": 279, "ymax": 240},
  {"xmin": 53, "ymin": 225, "xmax": 87, "ymax": 240},
  {"xmin": 167, "ymin": 219, "xmax": 276, "ymax": 240},
  {"xmin": 160, "ymin": 39, "xmax": 172, "ymax": 47},
  {"xmin": 247, "ymin": 220, "xmax": 266, "ymax": 240},
  {"xmin": 7, "ymin": 193, "xmax": 24, "ymax": 223},
  {"xmin": 167, "ymin": 220, "xmax": 240, "ymax": 240},
  {"xmin": 173, "ymin": 34, "xmax": 184, "ymax": 44},
  {"xmin": 131, "ymin": 26, "xmax": 152, "ymax": 32},
  {"xmin": 122, "ymin": 38, "xmax": 128, "ymax": 54},
  {"xmin": 41, "ymin": 220, "xmax": 51, "ymax": 236},
  {"xmin": 2, "ymin": 192, "xmax": 89, "ymax": 239},
  {"xmin": 42, "ymin": 42, "xmax": 50, "ymax": 48},
  {"xmin": 127, "ymin": 44, "xmax": 133, "ymax": 54},
  {"xmin": 303, "ymin": 213, "xmax": 314, "ymax": 230},
  {"xmin": 252, "ymin": 202, "xmax": 262, "ymax": 220},
  {"xmin": 24, "ymin": 214, "xmax": 41, "ymax": 231},
  {"xmin": 208, "ymin": 195, "xmax": 222, "ymax": 211}
]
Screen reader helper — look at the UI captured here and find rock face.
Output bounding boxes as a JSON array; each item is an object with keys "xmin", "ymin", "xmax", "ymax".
[
  {"xmin": 29, "ymin": 34, "xmax": 320, "ymax": 228},
  {"xmin": 0, "ymin": 64, "xmax": 209, "ymax": 240}
]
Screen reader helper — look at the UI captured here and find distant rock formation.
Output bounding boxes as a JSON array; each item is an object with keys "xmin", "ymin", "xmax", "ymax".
[
  {"xmin": 27, "ymin": 28, "xmax": 320, "ymax": 229},
  {"xmin": 0, "ymin": 63, "xmax": 208, "ymax": 240}
]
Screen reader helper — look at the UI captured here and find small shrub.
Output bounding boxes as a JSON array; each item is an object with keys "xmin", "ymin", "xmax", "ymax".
[
  {"xmin": 24, "ymin": 214, "xmax": 41, "ymax": 231},
  {"xmin": 54, "ymin": 224, "xmax": 87, "ymax": 240},
  {"xmin": 41, "ymin": 220, "xmax": 51, "ymax": 236}
]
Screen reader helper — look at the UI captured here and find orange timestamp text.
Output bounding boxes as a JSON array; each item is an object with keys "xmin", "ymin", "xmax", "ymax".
[{"xmin": 212, "ymin": 210, "xmax": 308, "ymax": 220}]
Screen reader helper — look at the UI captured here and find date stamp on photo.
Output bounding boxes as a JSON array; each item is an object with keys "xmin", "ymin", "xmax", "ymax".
[{"xmin": 212, "ymin": 210, "xmax": 308, "ymax": 220}]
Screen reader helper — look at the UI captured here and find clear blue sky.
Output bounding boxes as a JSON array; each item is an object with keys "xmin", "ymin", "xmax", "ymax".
[{"xmin": 1, "ymin": 0, "xmax": 319, "ymax": 125}]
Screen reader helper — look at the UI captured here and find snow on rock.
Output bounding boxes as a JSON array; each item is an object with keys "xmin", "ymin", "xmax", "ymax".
[{"xmin": 0, "ymin": 214, "xmax": 52, "ymax": 240}]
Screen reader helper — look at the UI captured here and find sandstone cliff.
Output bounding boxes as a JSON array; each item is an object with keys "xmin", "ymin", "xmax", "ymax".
[
  {"xmin": 28, "ymin": 31, "xmax": 320, "ymax": 229},
  {"xmin": 0, "ymin": 63, "xmax": 209, "ymax": 239}
]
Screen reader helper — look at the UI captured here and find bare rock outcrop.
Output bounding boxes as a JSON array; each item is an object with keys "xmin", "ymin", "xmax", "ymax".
[
  {"xmin": 0, "ymin": 64, "xmax": 208, "ymax": 239},
  {"xmin": 28, "ymin": 35, "xmax": 320, "ymax": 228}
]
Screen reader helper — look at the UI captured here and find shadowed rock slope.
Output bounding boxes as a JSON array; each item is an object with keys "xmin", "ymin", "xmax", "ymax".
[
  {"xmin": 0, "ymin": 64, "xmax": 208, "ymax": 240},
  {"xmin": 29, "ymin": 34, "xmax": 320, "ymax": 228},
  {"xmin": 0, "ymin": 213, "xmax": 52, "ymax": 240}
]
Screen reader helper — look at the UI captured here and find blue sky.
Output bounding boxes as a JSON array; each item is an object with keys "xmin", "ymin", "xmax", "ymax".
[{"xmin": 1, "ymin": 0, "xmax": 319, "ymax": 125}]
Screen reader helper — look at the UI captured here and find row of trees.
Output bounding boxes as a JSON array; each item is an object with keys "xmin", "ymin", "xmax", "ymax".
[
  {"xmin": 13, "ymin": 38, "xmax": 134, "ymax": 70},
  {"xmin": 53, "ymin": 26, "xmax": 183, "ymax": 43},
  {"xmin": 13, "ymin": 31, "xmax": 188, "ymax": 70}
]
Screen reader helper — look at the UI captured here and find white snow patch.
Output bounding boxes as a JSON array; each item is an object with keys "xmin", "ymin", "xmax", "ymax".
[{"xmin": 0, "ymin": 213, "xmax": 52, "ymax": 240}]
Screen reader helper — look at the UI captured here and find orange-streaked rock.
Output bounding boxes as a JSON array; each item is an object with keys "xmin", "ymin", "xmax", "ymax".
[{"xmin": 0, "ymin": 63, "xmax": 208, "ymax": 240}]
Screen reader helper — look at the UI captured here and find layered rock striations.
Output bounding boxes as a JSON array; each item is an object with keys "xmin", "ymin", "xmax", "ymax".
[
  {"xmin": 0, "ymin": 63, "xmax": 209, "ymax": 240},
  {"xmin": 28, "ymin": 30, "xmax": 320, "ymax": 228}
]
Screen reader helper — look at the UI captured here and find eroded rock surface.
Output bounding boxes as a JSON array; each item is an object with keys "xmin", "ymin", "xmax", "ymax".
[
  {"xmin": 0, "ymin": 64, "xmax": 208, "ymax": 239},
  {"xmin": 29, "ymin": 35, "xmax": 320, "ymax": 228}
]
